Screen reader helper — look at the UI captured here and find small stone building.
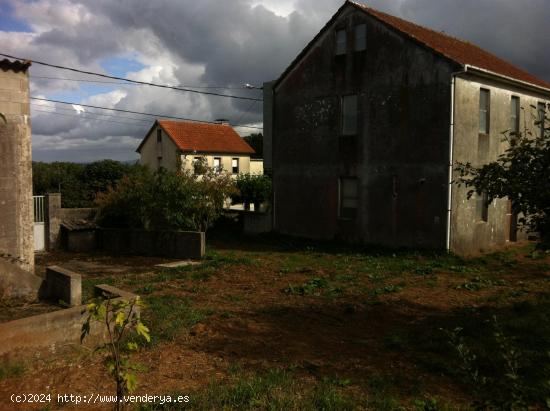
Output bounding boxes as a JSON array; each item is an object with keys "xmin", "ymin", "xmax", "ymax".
[{"xmin": 266, "ymin": 0, "xmax": 550, "ymax": 255}]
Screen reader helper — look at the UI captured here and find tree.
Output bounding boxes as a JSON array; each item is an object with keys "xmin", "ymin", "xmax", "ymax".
[
  {"xmin": 232, "ymin": 173, "xmax": 272, "ymax": 211},
  {"xmin": 455, "ymin": 105, "xmax": 549, "ymax": 246},
  {"xmin": 81, "ymin": 296, "xmax": 150, "ymax": 410},
  {"xmin": 243, "ymin": 133, "xmax": 263, "ymax": 159},
  {"xmin": 95, "ymin": 166, "xmax": 237, "ymax": 232}
]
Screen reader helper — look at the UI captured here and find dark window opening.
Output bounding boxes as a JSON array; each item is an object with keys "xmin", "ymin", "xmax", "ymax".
[
  {"xmin": 510, "ymin": 96, "xmax": 520, "ymax": 138},
  {"xmin": 339, "ymin": 177, "xmax": 358, "ymax": 220},
  {"xmin": 342, "ymin": 94, "xmax": 358, "ymax": 135},
  {"xmin": 479, "ymin": 89, "xmax": 490, "ymax": 134},
  {"xmin": 335, "ymin": 29, "xmax": 346, "ymax": 55},
  {"xmin": 476, "ymin": 191, "xmax": 489, "ymax": 222},
  {"xmin": 354, "ymin": 24, "xmax": 366, "ymax": 51},
  {"xmin": 232, "ymin": 158, "xmax": 239, "ymax": 174}
]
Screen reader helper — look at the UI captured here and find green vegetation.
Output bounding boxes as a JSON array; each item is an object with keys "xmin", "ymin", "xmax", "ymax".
[
  {"xmin": 96, "ymin": 167, "xmax": 236, "ymax": 231},
  {"xmin": 32, "ymin": 160, "xmax": 138, "ymax": 207},
  {"xmin": 81, "ymin": 297, "xmax": 150, "ymax": 410},
  {"xmin": 232, "ymin": 173, "xmax": 272, "ymax": 209},
  {"xmin": 0, "ymin": 363, "xmax": 25, "ymax": 380},
  {"xmin": 456, "ymin": 106, "xmax": 550, "ymax": 246}
]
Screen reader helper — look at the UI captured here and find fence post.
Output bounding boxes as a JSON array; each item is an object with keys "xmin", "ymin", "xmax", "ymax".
[{"xmin": 45, "ymin": 193, "xmax": 61, "ymax": 251}]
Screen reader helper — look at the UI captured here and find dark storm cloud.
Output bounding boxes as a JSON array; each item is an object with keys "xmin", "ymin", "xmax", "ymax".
[{"xmin": 4, "ymin": 0, "xmax": 548, "ymax": 162}]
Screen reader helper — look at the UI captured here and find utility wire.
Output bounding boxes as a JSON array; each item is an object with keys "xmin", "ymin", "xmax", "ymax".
[
  {"xmin": 31, "ymin": 102, "xmax": 153, "ymax": 123},
  {"xmin": 32, "ymin": 108, "xmax": 150, "ymax": 128},
  {"xmin": 0, "ymin": 53, "xmax": 262, "ymax": 101},
  {"xmin": 31, "ymin": 97, "xmax": 263, "ymax": 130},
  {"xmin": 30, "ymin": 75, "xmax": 259, "ymax": 90}
]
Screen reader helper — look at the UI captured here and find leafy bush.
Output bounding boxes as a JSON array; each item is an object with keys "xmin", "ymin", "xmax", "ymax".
[
  {"xmin": 232, "ymin": 173, "xmax": 271, "ymax": 209},
  {"xmin": 455, "ymin": 106, "xmax": 550, "ymax": 246},
  {"xmin": 95, "ymin": 166, "xmax": 237, "ymax": 232}
]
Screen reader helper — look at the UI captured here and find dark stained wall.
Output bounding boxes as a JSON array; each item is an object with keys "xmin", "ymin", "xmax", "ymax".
[{"xmin": 272, "ymin": 5, "xmax": 459, "ymax": 248}]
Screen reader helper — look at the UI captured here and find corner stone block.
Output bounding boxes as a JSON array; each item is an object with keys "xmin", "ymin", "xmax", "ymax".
[{"xmin": 45, "ymin": 266, "xmax": 82, "ymax": 306}]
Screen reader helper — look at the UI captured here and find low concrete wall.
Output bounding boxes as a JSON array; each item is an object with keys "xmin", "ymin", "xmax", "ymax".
[
  {"xmin": 0, "ymin": 284, "xmax": 138, "ymax": 361},
  {"xmin": 43, "ymin": 266, "xmax": 82, "ymax": 306},
  {"xmin": 97, "ymin": 228, "xmax": 205, "ymax": 260},
  {"xmin": 243, "ymin": 212, "xmax": 273, "ymax": 235}
]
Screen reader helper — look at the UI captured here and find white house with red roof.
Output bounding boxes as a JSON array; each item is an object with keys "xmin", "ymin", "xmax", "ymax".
[{"xmin": 137, "ymin": 120, "xmax": 263, "ymax": 176}]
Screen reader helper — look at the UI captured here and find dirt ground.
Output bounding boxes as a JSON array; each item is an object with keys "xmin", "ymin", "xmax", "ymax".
[{"xmin": 1, "ymin": 238, "xmax": 549, "ymax": 410}]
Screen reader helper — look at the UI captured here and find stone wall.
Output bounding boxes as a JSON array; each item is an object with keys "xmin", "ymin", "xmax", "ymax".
[
  {"xmin": 0, "ymin": 60, "xmax": 33, "ymax": 274},
  {"xmin": 96, "ymin": 228, "xmax": 205, "ymax": 260}
]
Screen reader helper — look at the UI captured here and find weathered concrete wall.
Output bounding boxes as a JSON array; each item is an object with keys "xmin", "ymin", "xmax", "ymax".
[
  {"xmin": 273, "ymin": 5, "xmax": 457, "ymax": 249},
  {"xmin": 243, "ymin": 211, "xmax": 272, "ymax": 235},
  {"xmin": 0, "ymin": 284, "xmax": 137, "ymax": 362},
  {"xmin": 0, "ymin": 257, "xmax": 42, "ymax": 301},
  {"xmin": 43, "ymin": 266, "xmax": 82, "ymax": 307},
  {"xmin": 97, "ymin": 228, "xmax": 205, "ymax": 259},
  {"xmin": 451, "ymin": 75, "xmax": 550, "ymax": 254},
  {"xmin": 0, "ymin": 62, "xmax": 33, "ymax": 274}
]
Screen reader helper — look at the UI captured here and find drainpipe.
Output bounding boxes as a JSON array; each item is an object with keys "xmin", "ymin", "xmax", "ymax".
[{"xmin": 446, "ymin": 67, "xmax": 468, "ymax": 252}]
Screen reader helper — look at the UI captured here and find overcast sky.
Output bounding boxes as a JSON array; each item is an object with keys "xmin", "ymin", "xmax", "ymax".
[{"xmin": 0, "ymin": 0, "xmax": 549, "ymax": 162}]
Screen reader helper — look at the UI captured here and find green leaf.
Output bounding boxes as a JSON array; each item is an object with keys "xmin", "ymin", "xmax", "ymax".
[
  {"xmin": 115, "ymin": 311, "xmax": 125, "ymax": 327},
  {"xmin": 127, "ymin": 342, "xmax": 138, "ymax": 351},
  {"xmin": 124, "ymin": 372, "xmax": 138, "ymax": 392},
  {"xmin": 136, "ymin": 321, "xmax": 151, "ymax": 343}
]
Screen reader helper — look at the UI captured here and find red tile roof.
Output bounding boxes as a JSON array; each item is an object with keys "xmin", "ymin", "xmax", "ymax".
[
  {"xmin": 349, "ymin": 1, "xmax": 550, "ymax": 89},
  {"xmin": 154, "ymin": 120, "xmax": 255, "ymax": 155}
]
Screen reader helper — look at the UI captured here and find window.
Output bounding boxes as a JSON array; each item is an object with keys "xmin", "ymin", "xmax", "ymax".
[
  {"xmin": 354, "ymin": 24, "xmax": 367, "ymax": 51},
  {"xmin": 156, "ymin": 129, "xmax": 163, "ymax": 158},
  {"xmin": 213, "ymin": 157, "xmax": 221, "ymax": 173},
  {"xmin": 538, "ymin": 102, "xmax": 546, "ymax": 138},
  {"xmin": 342, "ymin": 94, "xmax": 358, "ymax": 135},
  {"xmin": 476, "ymin": 191, "xmax": 489, "ymax": 222},
  {"xmin": 335, "ymin": 29, "xmax": 346, "ymax": 55},
  {"xmin": 232, "ymin": 158, "xmax": 239, "ymax": 174},
  {"xmin": 510, "ymin": 96, "xmax": 520, "ymax": 137},
  {"xmin": 156, "ymin": 129, "xmax": 162, "ymax": 143},
  {"xmin": 339, "ymin": 178, "xmax": 358, "ymax": 220},
  {"xmin": 194, "ymin": 157, "xmax": 205, "ymax": 175},
  {"xmin": 479, "ymin": 89, "xmax": 490, "ymax": 134}
]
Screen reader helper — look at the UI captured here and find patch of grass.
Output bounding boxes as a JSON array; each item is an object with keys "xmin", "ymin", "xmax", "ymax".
[
  {"xmin": 142, "ymin": 295, "xmax": 210, "ymax": 343},
  {"xmin": 82, "ymin": 276, "xmax": 115, "ymax": 302},
  {"xmin": 136, "ymin": 284, "xmax": 155, "ymax": 295},
  {"xmin": 139, "ymin": 369, "xmax": 360, "ymax": 410},
  {"xmin": 0, "ymin": 363, "xmax": 25, "ymax": 380},
  {"xmin": 283, "ymin": 278, "xmax": 343, "ymax": 297},
  {"xmin": 373, "ymin": 284, "xmax": 404, "ymax": 295},
  {"xmin": 455, "ymin": 276, "xmax": 507, "ymax": 291}
]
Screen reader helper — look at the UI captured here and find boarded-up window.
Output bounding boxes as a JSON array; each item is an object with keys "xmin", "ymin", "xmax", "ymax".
[
  {"xmin": 339, "ymin": 178, "xmax": 358, "ymax": 220},
  {"xmin": 476, "ymin": 191, "xmax": 489, "ymax": 222},
  {"xmin": 336, "ymin": 29, "xmax": 346, "ymax": 55},
  {"xmin": 538, "ymin": 102, "xmax": 546, "ymax": 138},
  {"xmin": 342, "ymin": 95, "xmax": 358, "ymax": 135},
  {"xmin": 232, "ymin": 158, "xmax": 239, "ymax": 174},
  {"xmin": 354, "ymin": 24, "xmax": 367, "ymax": 51},
  {"xmin": 479, "ymin": 89, "xmax": 490, "ymax": 134},
  {"xmin": 510, "ymin": 96, "xmax": 520, "ymax": 137}
]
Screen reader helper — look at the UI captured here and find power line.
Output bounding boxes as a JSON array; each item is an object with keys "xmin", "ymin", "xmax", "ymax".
[
  {"xmin": 30, "ymin": 75, "xmax": 259, "ymax": 90},
  {"xmin": 31, "ymin": 102, "xmax": 153, "ymax": 124},
  {"xmin": 32, "ymin": 108, "xmax": 150, "ymax": 128},
  {"xmin": 30, "ymin": 97, "xmax": 263, "ymax": 130},
  {"xmin": 0, "ymin": 53, "xmax": 262, "ymax": 102}
]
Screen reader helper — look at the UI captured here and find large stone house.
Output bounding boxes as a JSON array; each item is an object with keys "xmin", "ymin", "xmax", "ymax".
[
  {"xmin": 264, "ymin": 0, "xmax": 550, "ymax": 255},
  {"xmin": 137, "ymin": 120, "xmax": 263, "ymax": 176}
]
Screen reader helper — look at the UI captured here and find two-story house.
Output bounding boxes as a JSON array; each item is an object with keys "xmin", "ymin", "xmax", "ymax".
[
  {"xmin": 264, "ymin": 0, "xmax": 550, "ymax": 255},
  {"xmin": 137, "ymin": 120, "xmax": 263, "ymax": 176}
]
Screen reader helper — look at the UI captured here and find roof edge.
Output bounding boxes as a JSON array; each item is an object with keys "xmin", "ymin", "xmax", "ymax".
[
  {"xmin": 135, "ymin": 120, "xmax": 159, "ymax": 153},
  {"xmin": 464, "ymin": 64, "xmax": 550, "ymax": 96}
]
